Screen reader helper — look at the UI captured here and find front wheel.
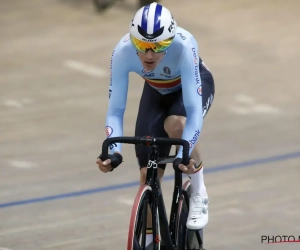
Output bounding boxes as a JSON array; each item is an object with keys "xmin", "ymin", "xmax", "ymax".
[
  {"xmin": 176, "ymin": 180, "xmax": 204, "ymax": 250},
  {"xmin": 127, "ymin": 185, "xmax": 161, "ymax": 250}
]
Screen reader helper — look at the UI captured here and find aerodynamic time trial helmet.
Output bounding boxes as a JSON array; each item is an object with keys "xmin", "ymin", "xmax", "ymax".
[{"xmin": 129, "ymin": 2, "xmax": 177, "ymax": 53}]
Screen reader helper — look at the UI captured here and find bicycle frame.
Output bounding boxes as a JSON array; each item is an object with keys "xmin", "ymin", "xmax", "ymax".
[
  {"xmin": 145, "ymin": 145, "xmax": 188, "ymax": 249},
  {"xmin": 100, "ymin": 136, "xmax": 202, "ymax": 249}
]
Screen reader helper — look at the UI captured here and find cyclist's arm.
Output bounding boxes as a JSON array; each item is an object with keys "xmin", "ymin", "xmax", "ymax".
[
  {"xmin": 177, "ymin": 38, "xmax": 203, "ymax": 158},
  {"xmin": 105, "ymin": 47, "xmax": 130, "ymax": 155}
]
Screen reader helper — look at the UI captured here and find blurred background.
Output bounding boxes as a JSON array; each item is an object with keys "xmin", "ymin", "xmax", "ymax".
[{"xmin": 0, "ymin": 0, "xmax": 299, "ymax": 249}]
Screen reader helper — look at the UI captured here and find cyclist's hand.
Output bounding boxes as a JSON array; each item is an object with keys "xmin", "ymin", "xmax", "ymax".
[
  {"xmin": 96, "ymin": 158, "xmax": 112, "ymax": 173},
  {"xmin": 178, "ymin": 158, "xmax": 197, "ymax": 175}
]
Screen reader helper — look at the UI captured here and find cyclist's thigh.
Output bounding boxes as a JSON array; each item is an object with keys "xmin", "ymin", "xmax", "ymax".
[
  {"xmin": 167, "ymin": 58, "xmax": 215, "ymax": 118},
  {"xmin": 135, "ymin": 82, "xmax": 171, "ymax": 169}
]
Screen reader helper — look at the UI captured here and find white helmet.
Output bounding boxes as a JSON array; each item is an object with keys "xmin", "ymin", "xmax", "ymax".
[{"xmin": 129, "ymin": 2, "xmax": 177, "ymax": 44}]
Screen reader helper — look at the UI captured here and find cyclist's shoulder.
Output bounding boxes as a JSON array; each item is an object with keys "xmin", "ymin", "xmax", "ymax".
[
  {"xmin": 112, "ymin": 33, "xmax": 136, "ymax": 56},
  {"xmin": 173, "ymin": 27, "xmax": 197, "ymax": 46}
]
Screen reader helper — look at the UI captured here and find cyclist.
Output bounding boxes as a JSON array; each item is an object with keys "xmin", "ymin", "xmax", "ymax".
[{"xmin": 96, "ymin": 2, "xmax": 215, "ymax": 246}]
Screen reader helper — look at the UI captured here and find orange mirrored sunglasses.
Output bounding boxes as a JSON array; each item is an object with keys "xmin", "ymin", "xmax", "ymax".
[{"xmin": 130, "ymin": 35, "xmax": 175, "ymax": 53}]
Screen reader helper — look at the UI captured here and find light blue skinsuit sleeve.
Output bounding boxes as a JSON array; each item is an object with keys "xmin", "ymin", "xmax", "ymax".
[
  {"xmin": 176, "ymin": 37, "xmax": 203, "ymax": 159},
  {"xmin": 105, "ymin": 46, "xmax": 129, "ymax": 154}
]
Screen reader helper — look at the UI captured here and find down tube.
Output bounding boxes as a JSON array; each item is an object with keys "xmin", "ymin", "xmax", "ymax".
[
  {"xmin": 169, "ymin": 171, "xmax": 182, "ymax": 244},
  {"xmin": 157, "ymin": 190, "xmax": 175, "ymax": 249}
]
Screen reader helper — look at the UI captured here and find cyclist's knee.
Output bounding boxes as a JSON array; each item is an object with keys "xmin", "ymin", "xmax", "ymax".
[{"xmin": 164, "ymin": 115, "xmax": 186, "ymax": 138}]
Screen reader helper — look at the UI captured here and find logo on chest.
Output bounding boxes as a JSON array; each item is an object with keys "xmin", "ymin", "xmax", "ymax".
[
  {"xmin": 142, "ymin": 69, "xmax": 153, "ymax": 73},
  {"xmin": 142, "ymin": 68, "xmax": 154, "ymax": 77},
  {"xmin": 160, "ymin": 66, "xmax": 172, "ymax": 78},
  {"xmin": 163, "ymin": 67, "xmax": 171, "ymax": 75},
  {"xmin": 144, "ymin": 73, "xmax": 155, "ymax": 77}
]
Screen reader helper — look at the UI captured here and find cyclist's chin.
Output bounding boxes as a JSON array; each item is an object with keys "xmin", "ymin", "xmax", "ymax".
[{"xmin": 142, "ymin": 62, "xmax": 157, "ymax": 71}]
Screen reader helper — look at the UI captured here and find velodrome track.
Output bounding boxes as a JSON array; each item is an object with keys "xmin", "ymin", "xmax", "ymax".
[{"xmin": 0, "ymin": 0, "xmax": 299, "ymax": 249}]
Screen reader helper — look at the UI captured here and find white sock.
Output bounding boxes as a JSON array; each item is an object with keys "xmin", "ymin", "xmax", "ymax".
[
  {"xmin": 146, "ymin": 229, "xmax": 153, "ymax": 246},
  {"xmin": 188, "ymin": 163, "xmax": 207, "ymax": 197}
]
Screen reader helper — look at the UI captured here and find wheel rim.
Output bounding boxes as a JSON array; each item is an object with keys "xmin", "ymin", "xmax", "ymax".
[{"xmin": 127, "ymin": 185, "xmax": 152, "ymax": 250}]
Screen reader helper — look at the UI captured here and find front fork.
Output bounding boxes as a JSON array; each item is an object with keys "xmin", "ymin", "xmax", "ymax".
[
  {"xmin": 169, "ymin": 170, "xmax": 183, "ymax": 244},
  {"xmin": 151, "ymin": 181, "xmax": 160, "ymax": 250},
  {"xmin": 151, "ymin": 178, "xmax": 176, "ymax": 250}
]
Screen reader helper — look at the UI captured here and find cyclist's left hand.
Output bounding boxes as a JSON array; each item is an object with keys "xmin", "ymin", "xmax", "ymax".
[{"xmin": 178, "ymin": 159, "xmax": 197, "ymax": 175}]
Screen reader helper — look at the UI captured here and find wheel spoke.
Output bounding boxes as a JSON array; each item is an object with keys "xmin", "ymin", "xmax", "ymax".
[{"xmin": 140, "ymin": 199, "xmax": 148, "ymax": 249}]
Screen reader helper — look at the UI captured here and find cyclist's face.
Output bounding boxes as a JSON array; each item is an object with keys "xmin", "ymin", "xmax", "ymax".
[{"xmin": 137, "ymin": 50, "xmax": 165, "ymax": 71}]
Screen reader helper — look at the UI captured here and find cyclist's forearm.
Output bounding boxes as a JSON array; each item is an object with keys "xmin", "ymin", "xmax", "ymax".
[{"xmin": 105, "ymin": 107, "xmax": 125, "ymax": 154}]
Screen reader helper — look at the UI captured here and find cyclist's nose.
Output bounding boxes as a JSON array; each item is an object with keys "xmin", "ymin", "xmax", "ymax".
[{"xmin": 145, "ymin": 50, "xmax": 154, "ymax": 60}]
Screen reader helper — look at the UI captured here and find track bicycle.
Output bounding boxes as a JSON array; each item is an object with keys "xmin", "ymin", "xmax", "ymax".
[{"xmin": 100, "ymin": 136, "xmax": 205, "ymax": 250}]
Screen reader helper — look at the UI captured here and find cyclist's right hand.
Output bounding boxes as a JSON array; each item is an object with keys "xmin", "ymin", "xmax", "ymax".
[
  {"xmin": 96, "ymin": 152, "xmax": 123, "ymax": 173},
  {"xmin": 96, "ymin": 157, "xmax": 113, "ymax": 173}
]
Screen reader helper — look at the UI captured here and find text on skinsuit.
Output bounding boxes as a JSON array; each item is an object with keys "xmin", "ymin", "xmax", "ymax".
[
  {"xmin": 110, "ymin": 50, "xmax": 115, "ymax": 86},
  {"xmin": 189, "ymin": 129, "xmax": 200, "ymax": 148},
  {"xmin": 191, "ymin": 48, "xmax": 200, "ymax": 84}
]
